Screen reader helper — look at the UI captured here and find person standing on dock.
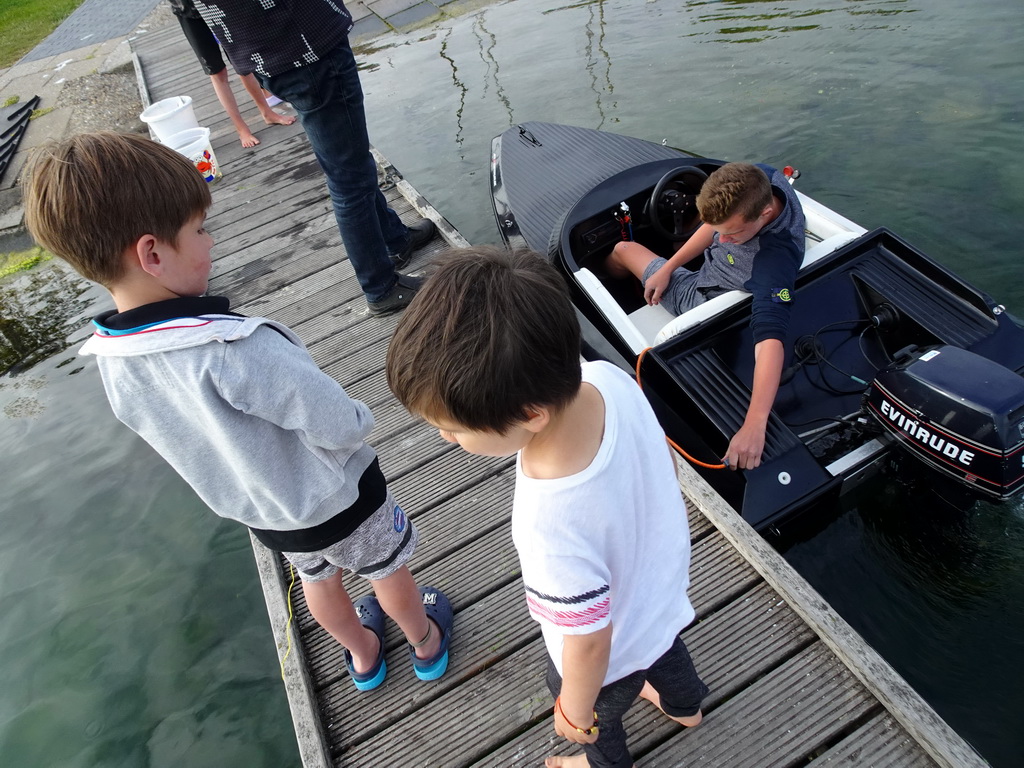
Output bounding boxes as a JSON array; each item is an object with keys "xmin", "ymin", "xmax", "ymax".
[
  {"xmin": 24, "ymin": 132, "xmax": 455, "ymax": 694},
  {"xmin": 168, "ymin": 0, "xmax": 296, "ymax": 148},
  {"xmin": 388, "ymin": 248, "xmax": 709, "ymax": 768},
  {"xmin": 190, "ymin": 0, "xmax": 437, "ymax": 315}
]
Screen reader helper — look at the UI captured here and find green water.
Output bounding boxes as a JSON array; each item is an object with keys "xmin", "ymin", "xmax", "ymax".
[
  {"xmin": 0, "ymin": 265, "xmax": 296, "ymax": 765},
  {"xmin": 2, "ymin": 0, "xmax": 1021, "ymax": 765}
]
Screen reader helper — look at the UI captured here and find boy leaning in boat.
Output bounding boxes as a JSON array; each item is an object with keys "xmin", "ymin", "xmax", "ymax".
[
  {"xmin": 387, "ymin": 247, "xmax": 708, "ymax": 768},
  {"xmin": 22, "ymin": 131, "xmax": 453, "ymax": 692},
  {"xmin": 606, "ymin": 162, "xmax": 805, "ymax": 472}
]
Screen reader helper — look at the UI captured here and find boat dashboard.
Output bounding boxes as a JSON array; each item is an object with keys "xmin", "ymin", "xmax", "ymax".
[{"xmin": 561, "ymin": 158, "xmax": 722, "ymax": 275}]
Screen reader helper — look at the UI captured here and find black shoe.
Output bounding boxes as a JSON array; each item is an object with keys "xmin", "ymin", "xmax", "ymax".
[
  {"xmin": 391, "ymin": 219, "xmax": 437, "ymax": 269},
  {"xmin": 367, "ymin": 274, "xmax": 424, "ymax": 316}
]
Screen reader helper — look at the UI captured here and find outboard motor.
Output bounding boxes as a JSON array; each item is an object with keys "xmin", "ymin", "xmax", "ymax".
[{"xmin": 866, "ymin": 345, "xmax": 1024, "ymax": 499}]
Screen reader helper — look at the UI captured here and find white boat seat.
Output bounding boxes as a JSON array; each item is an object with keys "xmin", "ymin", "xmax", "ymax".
[
  {"xmin": 802, "ymin": 231, "xmax": 861, "ymax": 268},
  {"xmin": 654, "ymin": 290, "xmax": 749, "ymax": 345},
  {"xmin": 628, "ymin": 303, "xmax": 675, "ymax": 343},
  {"xmin": 576, "ymin": 268, "xmax": 651, "ymax": 355}
]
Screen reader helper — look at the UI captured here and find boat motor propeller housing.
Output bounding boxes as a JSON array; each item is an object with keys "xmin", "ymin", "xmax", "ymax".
[{"xmin": 866, "ymin": 345, "xmax": 1024, "ymax": 499}]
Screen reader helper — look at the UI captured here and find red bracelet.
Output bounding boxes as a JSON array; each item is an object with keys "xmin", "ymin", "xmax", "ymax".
[{"xmin": 555, "ymin": 696, "xmax": 599, "ymax": 735}]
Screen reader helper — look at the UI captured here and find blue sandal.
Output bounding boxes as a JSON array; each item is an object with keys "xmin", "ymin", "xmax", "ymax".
[
  {"xmin": 409, "ymin": 586, "xmax": 453, "ymax": 681},
  {"xmin": 344, "ymin": 595, "xmax": 387, "ymax": 691}
]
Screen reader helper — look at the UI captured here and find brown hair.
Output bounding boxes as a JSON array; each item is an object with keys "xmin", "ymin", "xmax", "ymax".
[
  {"xmin": 22, "ymin": 131, "xmax": 211, "ymax": 286},
  {"xmin": 696, "ymin": 162, "xmax": 772, "ymax": 225},
  {"xmin": 387, "ymin": 246, "xmax": 582, "ymax": 433}
]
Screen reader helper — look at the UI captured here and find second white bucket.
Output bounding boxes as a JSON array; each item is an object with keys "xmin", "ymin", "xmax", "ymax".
[
  {"xmin": 166, "ymin": 127, "xmax": 222, "ymax": 183},
  {"xmin": 140, "ymin": 96, "xmax": 199, "ymax": 144}
]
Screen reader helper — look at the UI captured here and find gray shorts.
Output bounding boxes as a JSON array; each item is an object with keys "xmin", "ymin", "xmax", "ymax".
[
  {"xmin": 642, "ymin": 257, "xmax": 707, "ymax": 316},
  {"xmin": 283, "ymin": 492, "xmax": 418, "ymax": 582}
]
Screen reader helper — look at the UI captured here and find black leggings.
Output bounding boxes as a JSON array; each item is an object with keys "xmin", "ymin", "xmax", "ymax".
[
  {"xmin": 176, "ymin": 13, "xmax": 227, "ymax": 76},
  {"xmin": 546, "ymin": 635, "xmax": 709, "ymax": 768}
]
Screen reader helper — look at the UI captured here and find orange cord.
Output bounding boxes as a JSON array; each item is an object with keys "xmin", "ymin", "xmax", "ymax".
[{"xmin": 635, "ymin": 347, "xmax": 726, "ymax": 470}]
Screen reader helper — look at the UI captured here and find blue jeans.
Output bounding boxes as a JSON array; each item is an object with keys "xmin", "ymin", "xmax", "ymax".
[{"xmin": 260, "ymin": 38, "xmax": 408, "ymax": 302}]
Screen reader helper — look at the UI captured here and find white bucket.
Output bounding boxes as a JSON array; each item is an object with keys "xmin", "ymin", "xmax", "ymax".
[
  {"xmin": 140, "ymin": 96, "xmax": 199, "ymax": 144},
  {"xmin": 165, "ymin": 127, "xmax": 222, "ymax": 183}
]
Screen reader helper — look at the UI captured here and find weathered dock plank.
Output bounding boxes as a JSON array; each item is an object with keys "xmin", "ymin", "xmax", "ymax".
[
  {"xmin": 475, "ymin": 581, "xmax": 818, "ymax": 767},
  {"xmin": 808, "ymin": 712, "xmax": 935, "ymax": 767},
  {"xmin": 644, "ymin": 643, "xmax": 876, "ymax": 768},
  {"xmin": 133, "ymin": 20, "xmax": 982, "ymax": 768},
  {"xmin": 675, "ymin": 459, "xmax": 985, "ymax": 768}
]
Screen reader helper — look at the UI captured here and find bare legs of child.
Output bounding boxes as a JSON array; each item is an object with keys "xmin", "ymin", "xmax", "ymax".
[
  {"xmin": 544, "ymin": 682, "xmax": 701, "ymax": 767},
  {"xmin": 301, "ymin": 565, "xmax": 442, "ymax": 674},
  {"xmin": 238, "ymin": 74, "xmax": 296, "ymax": 128},
  {"xmin": 208, "ymin": 69, "xmax": 296, "ymax": 148},
  {"xmin": 545, "ymin": 755, "xmax": 604, "ymax": 767},
  {"xmin": 639, "ymin": 681, "xmax": 703, "ymax": 727}
]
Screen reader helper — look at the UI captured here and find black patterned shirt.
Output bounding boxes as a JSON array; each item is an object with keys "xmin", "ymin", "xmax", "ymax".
[{"xmin": 193, "ymin": 0, "xmax": 354, "ymax": 77}]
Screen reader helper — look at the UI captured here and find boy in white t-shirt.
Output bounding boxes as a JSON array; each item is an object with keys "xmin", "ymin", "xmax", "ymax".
[{"xmin": 387, "ymin": 247, "xmax": 708, "ymax": 768}]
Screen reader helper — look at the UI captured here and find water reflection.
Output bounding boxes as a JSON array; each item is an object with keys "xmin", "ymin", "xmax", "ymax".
[
  {"xmin": 440, "ymin": 28, "xmax": 470, "ymax": 148},
  {"xmin": 540, "ymin": 0, "xmax": 617, "ymax": 126},
  {"xmin": 0, "ymin": 264, "xmax": 92, "ymax": 379},
  {"xmin": 691, "ymin": 0, "xmax": 918, "ymax": 42},
  {"xmin": 472, "ymin": 14, "xmax": 514, "ymax": 127},
  {"xmin": 583, "ymin": 1, "xmax": 615, "ymax": 128}
]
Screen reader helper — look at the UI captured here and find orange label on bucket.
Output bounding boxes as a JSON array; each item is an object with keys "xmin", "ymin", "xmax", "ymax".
[{"xmin": 193, "ymin": 148, "xmax": 221, "ymax": 183}]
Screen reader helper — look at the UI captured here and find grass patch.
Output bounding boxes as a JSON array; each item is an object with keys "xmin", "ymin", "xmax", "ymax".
[
  {"xmin": 0, "ymin": 246, "xmax": 50, "ymax": 279},
  {"xmin": 0, "ymin": 0, "xmax": 86, "ymax": 68}
]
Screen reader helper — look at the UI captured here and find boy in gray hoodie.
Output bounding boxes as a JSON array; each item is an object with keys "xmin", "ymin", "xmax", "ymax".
[{"xmin": 23, "ymin": 131, "xmax": 452, "ymax": 690}]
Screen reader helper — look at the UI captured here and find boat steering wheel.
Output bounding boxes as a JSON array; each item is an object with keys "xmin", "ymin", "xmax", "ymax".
[{"xmin": 648, "ymin": 166, "xmax": 708, "ymax": 241}]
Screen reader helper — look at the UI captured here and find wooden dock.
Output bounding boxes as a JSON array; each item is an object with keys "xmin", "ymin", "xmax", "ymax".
[{"xmin": 132, "ymin": 22, "xmax": 985, "ymax": 768}]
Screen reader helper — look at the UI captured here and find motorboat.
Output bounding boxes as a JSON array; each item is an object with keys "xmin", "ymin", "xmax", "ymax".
[{"xmin": 489, "ymin": 121, "xmax": 1024, "ymax": 534}]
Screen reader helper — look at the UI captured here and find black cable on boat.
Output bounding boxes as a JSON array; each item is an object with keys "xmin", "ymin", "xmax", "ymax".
[
  {"xmin": 784, "ymin": 414, "xmax": 858, "ymax": 430},
  {"xmin": 811, "ymin": 320, "xmax": 870, "ymax": 386}
]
